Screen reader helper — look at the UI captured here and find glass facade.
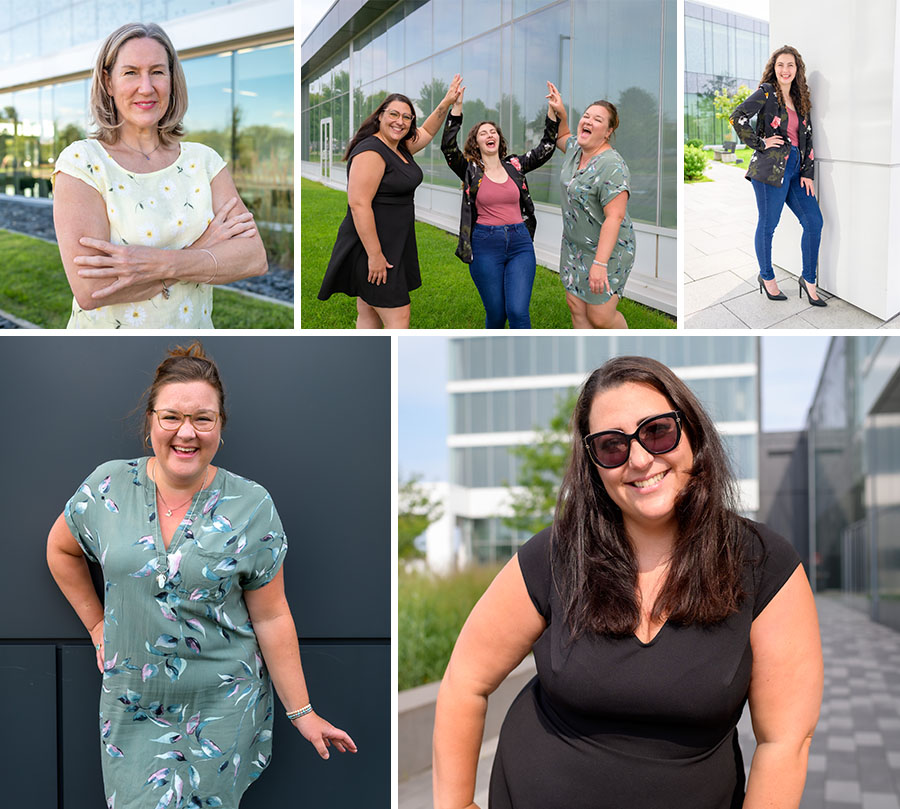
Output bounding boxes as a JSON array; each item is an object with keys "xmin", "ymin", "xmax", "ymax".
[
  {"xmin": 448, "ymin": 336, "xmax": 759, "ymax": 562},
  {"xmin": 303, "ymin": 0, "xmax": 676, "ymax": 228},
  {"xmin": 807, "ymin": 337, "xmax": 900, "ymax": 632},
  {"xmin": 684, "ymin": 1, "xmax": 768, "ymax": 144}
]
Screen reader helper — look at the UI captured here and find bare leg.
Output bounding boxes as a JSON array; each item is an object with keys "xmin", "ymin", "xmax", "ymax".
[
  {"xmin": 566, "ymin": 292, "xmax": 591, "ymax": 329},
  {"xmin": 373, "ymin": 304, "xmax": 411, "ymax": 329},
  {"xmin": 762, "ymin": 277, "xmax": 784, "ymax": 296},
  {"xmin": 356, "ymin": 299, "xmax": 383, "ymax": 330},
  {"xmin": 585, "ymin": 295, "xmax": 627, "ymax": 329}
]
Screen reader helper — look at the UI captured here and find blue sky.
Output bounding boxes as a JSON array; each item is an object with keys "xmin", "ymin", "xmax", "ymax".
[{"xmin": 399, "ymin": 335, "xmax": 831, "ymax": 482}]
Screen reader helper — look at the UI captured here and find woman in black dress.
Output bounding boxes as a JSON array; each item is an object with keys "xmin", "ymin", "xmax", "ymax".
[
  {"xmin": 318, "ymin": 77, "xmax": 463, "ymax": 329},
  {"xmin": 433, "ymin": 356, "xmax": 822, "ymax": 809}
]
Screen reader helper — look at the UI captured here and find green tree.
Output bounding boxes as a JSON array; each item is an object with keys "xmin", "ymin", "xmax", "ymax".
[
  {"xmin": 713, "ymin": 84, "xmax": 751, "ymax": 140},
  {"xmin": 399, "ymin": 473, "xmax": 444, "ymax": 560},
  {"xmin": 503, "ymin": 390, "xmax": 577, "ymax": 536}
]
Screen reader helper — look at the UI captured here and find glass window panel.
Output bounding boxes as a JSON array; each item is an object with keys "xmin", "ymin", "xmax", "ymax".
[
  {"xmin": 12, "ymin": 19, "xmax": 40, "ymax": 63},
  {"xmin": 462, "ymin": 0, "xmax": 501, "ymax": 41},
  {"xmin": 489, "ymin": 336, "xmax": 511, "ymax": 377},
  {"xmin": 466, "ymin": 337, "xmax": 488, "ymax": 379},
  {"xmin": 513, "ymin": 0, "xmax": 555, "ymax": 14},
  {"xmin": 371, "ymin": 20, "xmax": 388, "ymax": 80},
  {"xmin": 182, "ymin": 52, "xmax": 233, "ymax": 160},
  {"xmin": 492, "ymin": 446, "xmax": 510, "ymax": 486},
  {"xmin": 557, "ymin": 336, "xmax": 578, "ymax": 373},
  {"xmin": 385, "ymin": 6, "xmax": 405, "ymax": 77},
  {"xmin": 471, "ymin": 391, "xmax": 490, "ymax": 433},
  {"xmin": 512, "ymin": 336, "xmax": 533, "ymax": 376},
  {"xmin": 685, "ymin": 15, "xmax": 704, "ymax": 74},
  {"xmin": 11, "ymin": 88, "xmax": 45, "ymax": 197},
  {"xmin": 433, "ymin": 0, "xmax": 462, "ymax": 53},
  {"xmin": 431, "ymin": 47, "xmax": 463, "ymax": 187},
  {"xmin": 711, "ymin": 22, "xmax": 730, "ymax": 76},
  {"xmin": 51, "ymin": 80, "xmax": 89, "ymax": 162},
  {"xmin": 659, "ymin": 0, "xmax": 675, "ymax": 228},
  {"xmin": 461, "ymin": 29, "xmax": 502, "ymax": 121},
  {"xmin": 492, "ymin": 390, "xmax": 511, "ymax": 432},
  {"xmin": 513, "ymin": 389, "xmax": 534, "ymax": 430},
  {"xmin": 536, "ymin": 388, "xmax": 557, "ymax": 428},
  {"xmin": 0, "ymin": 28, "xmax": 11, "ymax": 69},
  {"xmin": 70, "ymin": 0, "xmax": 97, "ymax": 45},
  {"xmin": 472, "ymin": 447, "xmax": 490, "ymax": 487},
  {"xmin": 405, "ymin": 0, "xmax": 433, "ymax": 66},
  {"xmin": 0, "ymin": 93, "xmax": 13, "ymax": 195},
  {"xmin": 511, "ymin": 1, "xmax": 569, "ymax": 204}
]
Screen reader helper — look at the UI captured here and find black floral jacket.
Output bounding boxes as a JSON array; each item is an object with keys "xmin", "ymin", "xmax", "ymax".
[
  {"xmin": 730, "ymin": 82, "xmax": 814, "ymax": 187},
  {"xmin": 440, "ymin": 113, "xmax": 559, "ymax": 263}
]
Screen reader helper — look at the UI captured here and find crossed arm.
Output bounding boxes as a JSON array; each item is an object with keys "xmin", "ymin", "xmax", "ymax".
[{"xmin": 54, "ymin": 167, "xmax": 267, "ymax": 310}]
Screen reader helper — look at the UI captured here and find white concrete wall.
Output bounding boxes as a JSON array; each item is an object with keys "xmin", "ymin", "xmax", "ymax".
[
  {"xmin": 300, "ymin": 165, "xmax": 677, "ymax": 315},
  {"xmin": 770, "ymin": 2, "xmax": 900, "ymax": 321}
]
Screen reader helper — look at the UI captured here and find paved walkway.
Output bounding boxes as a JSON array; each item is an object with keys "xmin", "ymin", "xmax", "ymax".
[
  {"xmin": 400, "ymin": 596, "xmax": 900, "ymax": 808},
  {"xmin": 684, "ymin": 160, "xmax": 900, "ymax": 330}
]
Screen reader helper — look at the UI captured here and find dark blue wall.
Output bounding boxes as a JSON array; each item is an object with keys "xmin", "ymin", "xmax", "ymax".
[{"xmin": 0, "ymin": 336, "xmax": 390, "ymax": 808}]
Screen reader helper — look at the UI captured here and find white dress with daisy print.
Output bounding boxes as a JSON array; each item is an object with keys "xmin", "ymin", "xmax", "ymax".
[{"xmin": 54, "ymin": 139, "xmax": 226, "ymax": 329}]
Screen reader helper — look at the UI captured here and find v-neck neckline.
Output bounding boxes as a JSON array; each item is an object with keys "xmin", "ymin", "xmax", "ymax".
[{"xmin": 632, "ymin": 619, "xmax": 668, "ymax": 648}]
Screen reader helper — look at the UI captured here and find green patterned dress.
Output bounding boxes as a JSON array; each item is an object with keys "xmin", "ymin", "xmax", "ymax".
[
  {"xmin": 559, "ymin": 137, "xmax": 636, "ymax": 305},
  {"xmin": 64, "ymin": 457, "xmax": 287, "ymax": 809}
]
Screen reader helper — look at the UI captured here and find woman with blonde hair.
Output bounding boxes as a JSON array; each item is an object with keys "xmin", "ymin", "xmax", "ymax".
[
  {"xmin": 53, "ymin": 23, "xmax": 267, "ymax": 328},
  {"xmin": 730, "ymin": 46, "xmax": 825, "ymax": 307}
]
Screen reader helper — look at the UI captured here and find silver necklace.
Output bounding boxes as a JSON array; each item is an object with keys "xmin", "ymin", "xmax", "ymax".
[{"xmin": 119, "ymin": 138, "xmax": 162, "ymax": 161}]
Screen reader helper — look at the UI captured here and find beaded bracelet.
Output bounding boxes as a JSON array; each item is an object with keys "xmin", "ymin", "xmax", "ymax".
[{"xmin": 286, "ymin": 704, "xmax": 313, "ymax": 720}]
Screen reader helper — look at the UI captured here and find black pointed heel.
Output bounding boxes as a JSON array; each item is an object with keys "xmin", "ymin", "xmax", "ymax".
[
  {"xmin": 758, "ymin": 275, "xmax": 787, "ymax": 301},
  {"xmin": 799, "ymin": 278, "xmax": 827, "ymax": 307}
]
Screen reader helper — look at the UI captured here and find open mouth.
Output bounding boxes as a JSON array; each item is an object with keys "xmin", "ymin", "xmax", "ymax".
[
  {"xmin": 172, "ymin": 445, "xmax": 199, "ymax": 458},
  {"xmin": 580, "ymin": 124, "xmax": 593, "ymax": 137},
  {"xmin": 628, "ymin": 470, "xmax": 667, "ymax": 489},
  {"xmin": 485, "ymin": 138, "xmax": 496, "ymax": 148},
  {"xmin": 134, "ymin": 101, "xmax": 157, "ymax": 110}
]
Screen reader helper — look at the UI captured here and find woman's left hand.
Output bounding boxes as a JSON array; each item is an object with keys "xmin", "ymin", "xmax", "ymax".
[
  {"xmin": 800, "ymin": 177, "xmax": 815, "ymax": 197},
  {"xmin": 442, "ymin": 74, "xmax": 464, "ymax": 109},
  {"xmin": 292, "ymin": 711, "xmax": 358, "ymax": 759},
  {"xmin": 74, "ymin": 238, "xmax": 167, "ymax": 299},
  {"xmin": 546, "ymin": 81, "xmax": 566, "ymax": 121},
  {"xmin": 589, "ymin": 262, "xmax": 611, "ymax": 296}
]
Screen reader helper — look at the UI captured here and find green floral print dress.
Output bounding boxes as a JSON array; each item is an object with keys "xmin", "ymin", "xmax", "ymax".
[
  {"xmin": 53, "ymin": 140, "xmax": 226, "ymax": 329},
  {"xmin": 64, "ymin": 458, "xmax": 287, "ymax": 809},
  {"xmin": 558, "ymin": 137, "xmax": 635, "ymax": 305}
]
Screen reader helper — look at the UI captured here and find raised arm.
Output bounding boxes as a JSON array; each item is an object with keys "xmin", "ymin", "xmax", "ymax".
[
  {"xmin": 546, "ymin": 82, "xmax": 571, "ymax": 152},
  {"xmin": 441, "ymin": 86, "xmax": 468, "ymax": 181},
  {"xmin": 346, "ymin": 150, "xmax": 392, "ymax": 285},
  {"xmin": 743, "ymin": 565, "xmax": 823, "ymax": 809},
  {"xmin": 70, "ymin": 167, "xmax": 268, "ymax": 304},
  {"xmin": 409, "ymin": 74, "xmax": 463, "ymax": 155},
  {"xmin": 514, "ymin": 112, "xmax": 560, "ymax": 174},
  {"xmin": 433, "ymin": 554, "xmax": 546, "ymax": 809},
  {"xmin": 244, "ymin": 568, "xmax": 357, "ymax": 760},
  {"xmin": 46, "ymin": 513, "xmax": 105, "ymax": 672}
]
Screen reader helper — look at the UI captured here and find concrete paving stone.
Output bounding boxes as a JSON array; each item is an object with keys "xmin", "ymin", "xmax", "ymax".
[
  {"xmin": 877, "ymin": 719, "xmax": 900, "ymax": 731},
  {"xmin": 684, "ymin": 272, "xmax": 755, "ymax": 316},
  {"xmin": 825, "ymin": 781, "xmax": 863, "ymax": 803},
  {"xmin": 829, "ymin": 717, "xmax": 855, "ymax": 731},
  {"xmin": 809, "ymin": 754, "xmax": 828, "ymax": 772},
  {"xmin": 887, "ymin": 752, "xmax": 900, "ymax": 769},
  {"xmin": 856, "ymin": 732, "xmax": 886, "ymax": 746},
  {"xmin": 828, "ymin": 736, "xmax": 858, "ymax": 752},
  {"xmin": 686, "ymin": 246, "xmax": 758, "ymax": 278},
  {"xmin": 721, "ymin": 289, "xmax": 811, "ymax": 329},
  {"xmin": 861, "ymin": 794, "xmax": 900, "ymax": 809},
  {"xmin": 831, "ymin": 699, "xmax": 854, "ymax": 713},
  {"xmin": 683, "ymin": 305, "xmax": 749, "ymax": 330}
]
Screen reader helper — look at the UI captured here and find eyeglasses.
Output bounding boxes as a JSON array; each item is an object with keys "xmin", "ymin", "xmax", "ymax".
[
  {"xmin": 583, "ymin": 411, "xmax": 683, "ymax": 469},
  {"xmin": 385, "ymin": 109, "xmax": 413, "ymax": 123},
  {"xmin": 152, "ymin": 409, "xmax": 220, "ymax": 432}
]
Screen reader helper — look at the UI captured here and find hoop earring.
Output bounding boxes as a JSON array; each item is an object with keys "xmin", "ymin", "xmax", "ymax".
[
  {"xmin": 219, "ymin": 437, "xmax": 224, "ymax": 447},
  {"xmin": 145, "ymin": 434, "xmax": 152, "ymax": 449}
]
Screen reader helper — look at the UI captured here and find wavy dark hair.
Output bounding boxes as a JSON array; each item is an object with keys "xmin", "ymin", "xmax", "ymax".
[
  {"xmin": 551, "ymin": 356, "xmax": 748, "ymax": 639},
  {"xmin": 462, "ymin": 121, "xmax": 508, "ymax": 170},
  {"xmin": 760, "ymin": 45, "xmax": 811, "ymax": 117},
  {"xmin": 343, "ymin": 94, "xmax": 419, "ymax": 161}
]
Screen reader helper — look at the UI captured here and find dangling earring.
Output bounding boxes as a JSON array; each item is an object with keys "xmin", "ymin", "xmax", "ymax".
[{"xmin": 219, "ymin": 437, "xmax": 224, "ymax": 447}]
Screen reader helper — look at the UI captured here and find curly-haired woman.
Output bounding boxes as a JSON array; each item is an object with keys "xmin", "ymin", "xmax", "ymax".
[
  {"xmin": 730, "ymin": 46, "xmax": 825, "ymax": 307},
  {"xmin": 440, "ymin": 80, "xmax": 559, "ymax": 329}
]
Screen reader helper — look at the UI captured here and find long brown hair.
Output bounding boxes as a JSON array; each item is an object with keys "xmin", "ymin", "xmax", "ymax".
[
  {"xmin": 344, "ymin": 94, "xmax": 419, "ymax": 160},
  {"xmin": 462, "ymin": 121, "xmax": 508, "ymax": 169},
  {"xmin": 760, "ymin": 45, "xmax": 811, "ymax": 117},
  {"xmin": 552, "ymin": 356, "xmax": 748, "ymax": 638}
]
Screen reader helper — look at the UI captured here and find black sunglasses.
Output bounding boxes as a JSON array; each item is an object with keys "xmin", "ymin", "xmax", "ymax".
[{"xmin": 584, "ymin": 411, "xmax": 683, "ymax": 469}]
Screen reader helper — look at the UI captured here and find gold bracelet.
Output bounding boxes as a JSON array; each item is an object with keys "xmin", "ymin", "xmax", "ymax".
[{"xmin": 200, "ymin": 248, "xmax": 219, "ymax": 285}]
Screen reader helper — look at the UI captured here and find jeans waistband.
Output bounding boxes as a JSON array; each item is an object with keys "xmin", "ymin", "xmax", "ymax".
[{"xmin": 473, "ymin": 222, "xmax": 527, "ymax": 232}]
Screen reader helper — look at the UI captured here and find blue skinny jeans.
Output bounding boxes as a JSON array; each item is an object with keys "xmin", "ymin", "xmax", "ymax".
[
  {"xmin": 469, "ymin": 222, "xmax": 536, "ymax": 329},
  {"xmin": 752, "ymin": 145, "xmax": 823, "ymax": 283}
]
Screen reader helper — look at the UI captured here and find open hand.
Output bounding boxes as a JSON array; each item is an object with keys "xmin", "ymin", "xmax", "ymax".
[
  {"xmin": 292, "ymin": 711, "xmax": 358, "ymax": 760},
  {"xmin": 546, "ymin": 81, "xmax": 566, "ymax": 120},
  {"xmin": 190, "ymin": 196, "xmax": 257, "ymax": 249},
  {"xmin": 452, "ymin": 86, "xmax": 466, "ymax": 116},
  {"xmin": 800, "ymin": 177, "xmax": 815, "ymax": 196},
  {"xmin": 443, "ymin": 74, "xmax": 464, "ymax": 109}
]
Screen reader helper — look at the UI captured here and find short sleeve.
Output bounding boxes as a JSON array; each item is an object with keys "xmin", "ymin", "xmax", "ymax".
[
  {"xmin": 749, "ymin": 522, "xmax": 802, "ymax": 618},
  {"xmin": 63, "ymin": 460, "xmax": 118, "ymax": 563},
  {"xmin": 197, "ymin": 143, "xmax": 227, "ymax": 181},
  {"xmin": 516, "ymin": 527, "xmax": 553, "ymax": 620},
  {"xmin": 239, "ymin": 494, "xmax": 288, "ymax": 591},
  {"xmin": 53, "ymin": 141, "xmax": 103, "ymax": 194},
  {"xmin": 565, "ymin": 135, "xmax": 578, "ymax": 153},
  {"xmin": 598, "ymin": 158, "xmax": 631, "ymax": 208}
]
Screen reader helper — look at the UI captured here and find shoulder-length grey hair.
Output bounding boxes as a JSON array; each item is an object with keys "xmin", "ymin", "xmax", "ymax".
[{"xmin": 90, "ymin": 23, "xmax": 188, "ymax": 146}]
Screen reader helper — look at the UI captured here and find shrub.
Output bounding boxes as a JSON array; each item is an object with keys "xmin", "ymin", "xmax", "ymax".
[
  {"xmin": 685, "ymin": 138, "xmax": 704, "ymax": 149},
  {"xmin": 684, "ymin": 144, "xmax": 710, "ymax": 181}
]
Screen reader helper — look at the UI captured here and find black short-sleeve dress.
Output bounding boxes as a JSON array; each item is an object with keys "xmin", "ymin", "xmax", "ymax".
[
  {"xmin": 491, "ymin": 520, "xmax": 801, "ymax": 809},
  {"xmin": 318, "ymin": 135, "xmax": 423, "ymax": 308}
]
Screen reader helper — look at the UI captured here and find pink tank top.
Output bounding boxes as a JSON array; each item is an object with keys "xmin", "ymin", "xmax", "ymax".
[
  {"xmin": 475, "ymin": 174, "xmax": 523, "ymax": 225},
  {"xmin": 786, "ymin": 108, "xmax": 800, "ymax": 147}
]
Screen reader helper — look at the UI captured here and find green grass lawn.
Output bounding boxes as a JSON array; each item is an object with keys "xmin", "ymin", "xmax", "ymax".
[
  {"xmin": 724, "ymin": 147, "xmax": 753, "ymax": 169},
  {"xmin": 0, "ymin": 230, "xmax": 293, "ymax": 329},
  {"xmin": 300, "ymin": 178, "xmax": 675, "ymax": 329}
]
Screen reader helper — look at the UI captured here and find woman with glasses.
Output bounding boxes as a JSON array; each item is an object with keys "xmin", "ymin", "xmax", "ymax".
[
  {"xmin": 318, "ymin": 77, "xmax": 463, "ymax": 328},
  {"xmin": 53, "ymin": 23, "xmax": 267, "ymax": 329},
  {"xmin": 433, "ymin": 356, "xmax": 822, "ymax": 809},
  {"xmin": 46, "ymin": 342, "xmax": 356, "ymax": 808}
]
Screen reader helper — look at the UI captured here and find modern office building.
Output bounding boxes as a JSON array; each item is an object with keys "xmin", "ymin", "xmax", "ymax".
[
  {"xmin": 301, "ymin": 0, "xmax": 677, "ymax": 315},
  {"xmin": 0, "ymin": 0, "xmax": 292, "ymax": 225},
  {"xmin": 437, "ymin": 335, "xmax": 760, "ymax": 567},
  {"xmin": 805, "ymin": 336, "xmax": 900, "ymax": 632},
  {"xmin": 684, "ymin": 1, "xmax": 768, "ymax": 144}
]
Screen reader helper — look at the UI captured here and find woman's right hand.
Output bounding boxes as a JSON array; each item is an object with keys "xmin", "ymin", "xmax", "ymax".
[
  {"xmin": 762, "ymin": 134, "xmax": 784, "ymax": 150},
  {"xmin": 367, "ymin": 253, "xmax": 392, "ymax": 285},
  {"xmin": 89, "ymin": 618, "xmax": 104, "ymax": 673},
  {"xmin": 451, "ymin": 86, "xmax": 465, "ymax": 117},
  {"xmin": 546, "ymin": 81, "xmax": 566, "ymax": 121},
  {"xmin": 190, "ymin": 196, "xmax": 257, "ymax": 249}
]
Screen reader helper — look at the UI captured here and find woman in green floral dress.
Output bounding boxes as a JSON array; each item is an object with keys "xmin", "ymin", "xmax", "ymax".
[
  {"xmin": 547, "ymin": 84, "xmax": 635, "ymax": 329},
  {"xmin": 46, "ymin": 343, "xmax": 356, "ymax": 808}
]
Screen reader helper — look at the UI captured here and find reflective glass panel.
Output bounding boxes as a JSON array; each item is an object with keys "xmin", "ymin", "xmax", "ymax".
[
  {"xmin": 462, "ymin": 0, "xmax": 501, "ymax": 41},
  {"xmin": 182, "ymin": 52, "xmax": 233, "ymax": 160},
  {"xmin": 433, "ymin": 0, "xmax": 462, "ymax": 52},
  {"xmin": 405, "ymin": 0, "xmax": 433, "ymax": 66}
]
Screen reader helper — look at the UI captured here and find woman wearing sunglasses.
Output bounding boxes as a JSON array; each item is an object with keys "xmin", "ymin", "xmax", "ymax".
[
  {"xmin": 433, "ymin": 356, "xmax": 822, "ymax": 809},
  {"xmin": 47, "ymin": 342, "xmax": 355, "ymax": 807}
]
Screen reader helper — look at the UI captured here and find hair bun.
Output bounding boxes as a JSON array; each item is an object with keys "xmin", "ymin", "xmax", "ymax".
[{"xmin": 167, "ymin": 341, "xmax": 209, "ymax": 361}]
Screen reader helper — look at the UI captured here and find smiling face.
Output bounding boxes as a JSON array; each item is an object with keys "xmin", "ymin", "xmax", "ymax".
[
  {"xmin": 476, "ymin": 123, "xmax": 500, "ymax": 158},
  {"xmin": 588, "ymin": 382, "xmax": 694, "ymax": 539},
  {"xmin": 104, "ymin": 36, "xmax": 171, "ymax": 137},
  {"xmin": 148, "ymin": 380, "xmax": 221, "ymax": 488},
  {"xmin": 774, "ymin": 52, "xmax": 797, "ymax": 89},
  {"xmin": 378, "ymin": 100, "xmax": 414, "ymax": 145},
  {"xmin": 577, "ymin": 104, "xmax": 614, "ymax": 151}
]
